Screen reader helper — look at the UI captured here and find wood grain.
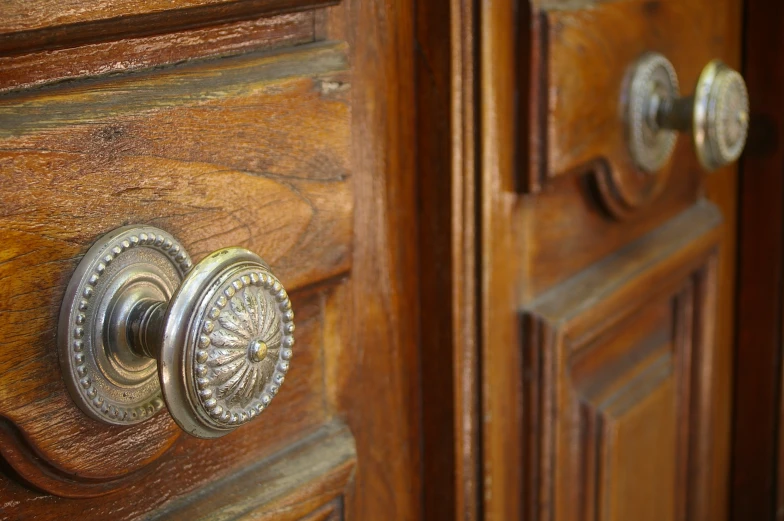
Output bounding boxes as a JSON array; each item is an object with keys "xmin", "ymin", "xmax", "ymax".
[
  {"xmin": 449, "ymin": 0, "xmax": 480, "ymax": 519},
  {"xmin": 0, "ymin": 41, "xmax": 350, "ymax": 495},
  {"xmin": 0, "ymin": 41, "xmax": 351, "ymax": 287},
  {"xmin": 151, "ymin": 420, "xmax": 355, "ymax": 521},
  {"xmin": 0, "ymin": 0, "xmax": 338, "ymax": 55},
  {"xmin": 0, "ymin": 284, "xmax": 341, "ymax": 517},
  {"xmin": 0, "ymin": 12, "xmax": 315, "ymax": 95},
  {"xmin": 533, "ymin": 0, "xmax": 739, "ymax": 210},
  {"xmin": 479, "ymin": 0, "xmax": 524, "ymax": 519},
  {"xmin": 523, "ymin": 202, "xmax": 723, "ymax": 521},
  {"xmin": 320, "ymin": 2, "xmax": 423, "ymax": 521},
  {"xmin": 482, "ymin": 1, "xmax": 741, "ymax": 520},
  {"xmin": 0, "ymin": 0, "xmax": 430, "ymax": 518},
  {"xmin": 0, "ymin": 0, "xmax": 752, "ymax": 519}
]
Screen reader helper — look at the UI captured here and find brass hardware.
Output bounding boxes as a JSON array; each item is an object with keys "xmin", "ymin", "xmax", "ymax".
[
  {"xmin": 59, "ymin": 226, "xmax": 294, "ymax": 438},
  {"xmin": 625, "ymin": 52, "xmax": 749, "ymax": 172}
]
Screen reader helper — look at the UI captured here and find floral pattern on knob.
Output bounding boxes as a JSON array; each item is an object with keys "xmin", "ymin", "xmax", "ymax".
[
  {"xmin": 702, "ymin": 62, "xmax": 749, "ymax": 170},
  {"xmin": 194, "ymin": 270, "xmax": 295, "ymax": 427}
]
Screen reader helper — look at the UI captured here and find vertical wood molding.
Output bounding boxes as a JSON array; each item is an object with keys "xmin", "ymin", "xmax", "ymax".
[
  {"xmin": 451, "ymin": 0, "xmax": 480, "ymax": 519},
  {"xmin": 415, "ymin": 0, "xmax": 481, "ymax": 517},
  {"xmin": 480, "ymin": 0, "xmax": 524, "ymax": 519},
  {"xmin": 340, "ymin": 0, "xmax": 423, "ymax": 519},
  {"xmin": 732, "ymin": 2, "xmax": 784, "ymax": 520},
  {"xmin": 416, "ymin": 0, "xmax": 480, "ymax": 518}
]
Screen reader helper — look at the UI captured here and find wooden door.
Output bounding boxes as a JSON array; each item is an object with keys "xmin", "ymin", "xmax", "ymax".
[
  {"xmin": 475, "ymin": 1, "xmax": 743, "ymax": 520},
  {"xmin": 0, "ymin": 2, "xmax": 421, "ymax": 520}
]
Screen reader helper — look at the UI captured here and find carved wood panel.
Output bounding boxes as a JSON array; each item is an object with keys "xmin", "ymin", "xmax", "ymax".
[
  {"xmin": 0, "ymin": 0, "xmax": 426, "ymax": 519},
  {"xmin": 479, "ymin": 1, "xmax": 740, "ymax": 520},
  {"xmin": 0, "ymin": 41, "xmax": 350, "ymax": 500},
  {"xmin": 571, "ymin": 295, "xmax": 688, "ymax": 521},
  {"xmin": 523, "ymin": 202, "xmax": 723, "ymax": 521},
  {"xmin": 524, "ymin": 0, "xmax": 739, "ymax": 211}
]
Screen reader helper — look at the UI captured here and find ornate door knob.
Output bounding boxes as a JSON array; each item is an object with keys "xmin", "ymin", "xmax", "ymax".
[
  {"xmin": 59, "ymin": 226, "xmax": 294, "ymax": 438},
  {"xmin": 625, "ymin": 52, "xmax": 749, "ymax": 172}
]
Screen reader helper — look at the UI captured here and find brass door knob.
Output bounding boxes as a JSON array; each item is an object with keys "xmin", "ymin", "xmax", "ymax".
[
  {"xmin": 625, "ymin": 52, "xmax": 749, "ymax": 172},
  {"xmin": 59, "ymin": 226, "xmax": 294, "ymax": 438}
]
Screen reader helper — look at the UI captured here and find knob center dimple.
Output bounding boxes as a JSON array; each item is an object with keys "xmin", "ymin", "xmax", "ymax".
[
  {"xmin": 726, "ymin": 108, "xmax": 748, "ymax": 146},
  {"xmin": 248, "ymin": 339, "xmax": 268, "ymax": 362}
]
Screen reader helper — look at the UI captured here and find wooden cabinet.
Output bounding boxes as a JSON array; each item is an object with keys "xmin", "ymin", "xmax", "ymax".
[
  {"xmin": 0, "ymin": 2, "xmax": 420, "ymax": 520},
  {"xmin": 0, "ymin": 1, "xmax": 774, "ymax": 520},
  {"xmin": 474, "ymin": 0, "xmax": 743, "ymax": 520}
]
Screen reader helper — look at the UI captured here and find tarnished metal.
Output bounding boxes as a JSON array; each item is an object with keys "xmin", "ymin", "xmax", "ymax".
[
  {"xmin": 691, "ymin": 60, "xmax": 749, "ymax": 171},
  {"xmin": 59, "ymin": 225, "xmax": 294, "ymax": 438},
  {"xmin": 625, "ymin": 52, "xmax": 749, "ymax": 173},
  {"xmin": 625, "ymin": 52, "xmax": 680, "ymax": 174}
]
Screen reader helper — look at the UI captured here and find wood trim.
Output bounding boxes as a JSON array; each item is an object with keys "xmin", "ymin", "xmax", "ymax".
[
  {"xmin": 524, "ymin": 201, "xmax": 723, "ymax": 521},
  {"xmin": 731, "ymin": 2, "xmax": 784, "ymax": 520},
  {"xmin": 0, "ymin": 12, "xmax": 316, "ymax": 95},
  {"xmin": 416, "ymin": 0, "xmax": 479, "ymax": 518},
  {"xmin": 0, "ymin": 0, "xmax": 338, "ymax": 56},
  {"xmin": 335, "ymin": 1, "xmax": 423, "ymax": 520},
  {"xmin": 416, "ymin": 1, "xmax": 456, "ymax": 515},
  {"xmin": 451, "ymin": 0, "xmax": 480, "ymax": 519},
  {"xmin": 150, "ymin": 421, "xmax": 356, "ymax": 520},
  {"xmin": 480, "ymin": 0, "xmax": 524, "ymax": 518},
  {"xmin": 0, "ymin": 42, "xmax": 348, "ymax": 140}
]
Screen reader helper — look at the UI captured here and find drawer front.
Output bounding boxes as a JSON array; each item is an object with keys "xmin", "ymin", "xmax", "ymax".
[
  {"xmin": 0, "ymin": 1, "xmax": 422, "ymax": 520},
  {"xmin": 0, "ymin": 39, "xmax": 352, "ymax": 509}
]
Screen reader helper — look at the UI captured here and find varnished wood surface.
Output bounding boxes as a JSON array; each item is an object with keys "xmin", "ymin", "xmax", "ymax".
[
  {"xmin": 0, "ymin": 285, "xmax": 340, "ymax": 518},
  {"xmin": 524, "ymin": 202, "xmax": 722, "ymax": 521},
  {"xmin": 731, "ymin": 2, "xmax": 784, "ymax": 520},
  {"xmin": 520, "ymin": 170, "xmax": 698, "ymax": 298},
  {"xmin": 0, "ymin": 0, "xmax": 429, "ymax": 518},
  {"xmin": 0, "ymin": 41, "xmax": 350, "ymax": 497},
  {"xmin": 449, "ymin": 0, "xmax": 480, "ymax": 519},
  {"xmin": 481, "ymin": 0, "xmax": 741, "ymax": 519},
  {"xmin": 0, "ymin": 0, "xmax": 753, "ymax": 519},
  {"xmin": 479, "ymin": 0, "xmax": 524, "ymax": 519},
  {"xmin": 0, "ymin": 0, "xmax": 337, "ymax": 55},
  {"xmin": 152, "ymin": 420, "xmax": 355, "ymax": 521},
  {"xmin": 1, "ymin": 0, "xmax": 309, "ymax": 32},
  {"xmin": 0, "ymin": 41, "xmax": 351, "ymax": 287},
  {"xmin": 416, "ymin": 0, "xmax": 479, "ymax": 519},
  {"xmin": 699, "ymin": 2, "xmax": 742, "ymax": 516},
  {"xmin": 320, "ymin": 2, "xmax": 423, "ymax": 520},
  {"xmin": 535, "ymin": 0, "xmax": 738, "ymax": 218},
  {"xmin": 415, "ymin": 0, "xmax": 457, "ymax": 519},
  {"xmin": 524, "ymin": 203, "xmax": 721, "ymax": 326},
  {"xmin": 0, "ymin": 12, "xmax": 315, "ymax": 95}
]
